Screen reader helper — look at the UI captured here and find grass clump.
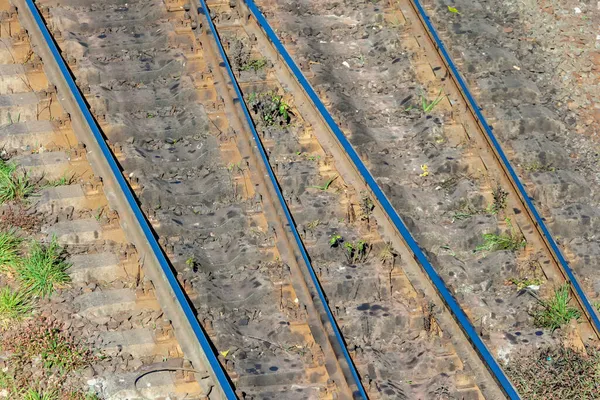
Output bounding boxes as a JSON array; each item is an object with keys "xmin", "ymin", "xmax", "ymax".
[
  {"xmin": 0, "ymin": 159, "xmax": 35, "ymax": 204},
  {"xmin": 17, "ymin": 238, "xmax": 70, "ymax": 298},
  {"xmin": 241, "ymin": 57, "xmax": 268, "ymax": 72},
  {"xmin": 477, "ymin": 232, "xmax": 525, "ymax": 252},
  {"xmin": 505, "ymin": 345, "xmax": 600, "ymax": 399},
  {"xmin": 248, "ymin": 91, "xmax": 292, "ymax": 126},
  {"xmin": 44, "ymin": 174, "xmax": 75, "ymax": 188},
  {"xmin": 5, "ymin": 320, "xmax": 93, "ymax": 373},
  {"xmin": 0, "ymin": 287, "xmax": 32, "ymax": 324},
  {"xmin": 533, "ymin": 284, "xmax": 580, "ymax": 330},
  {"xmin": 1, "ymin": 317, "xmax": 102, "ymax": 399},
  {"xmin": 379, "ymin": 243, "xmax": 396, "ymax": 266},
  {"xmin": 22, "ymin": 388, "xmax": 59, "ymax": 400},
  {"xmin": 0, "ymin": 229, "xmax": 22, "ymax": 273},
  {"xmin": 476, "ymin": 218, "xmax": 525, "ymax": 252}
]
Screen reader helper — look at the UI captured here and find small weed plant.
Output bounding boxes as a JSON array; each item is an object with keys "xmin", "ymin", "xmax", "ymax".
[
  {"xmin": 17, "ymin": 238, "xmax": 70, "ymax": 298},
  {"xmin": 344, "ymin": 240, "xmax": 369, "ymax": 264},
  {"xmin": 311, "ymin": 175, "xmax": 337, "ymax": 191},
  {"xmin": 509, "ymin": 277, "xmax": 543, "ymax": 290},
  {"xmin": 533, "ymin": 284, "xmax": 580, "ymax": 330},
  {"xmin": 329, "ymin": 234, "xmax": 342, "ymax": 247},
  {"xmin": 476, "ymin": 218, "xmax": 525, "ymax": 252},
  {"xmin": 0, "ymin": 229, "xmax": 22, "ymax": 273},
  {"xmin": 379, "ymin": 243, "xmax": 396, "ymax": 266},
  {"xmin": 525, "ymin": 161, "xmax": 555, "ymax": 173},
  {"xmin": 487, "ymin": 185, "xmax": 508, "ymax": 215},
  {"xmin": 451, "ymin": 200, "xmax": 482, "ymax": 222},
  {"xmin": 306, "ymin": 219, "xmax": 320, "ymax": 231},
  {"xmin": 22, "ymin": 388, "xmax": 58, "ymax": 400},
  {"xmin": 0, "ymin": 159, "xmax": 35, "ymax": 204},
  {"xmin": 248, "ymin": 91, "xmax": 292, "ymax": 126},
  {"xmin": 0, "ymin": 287, "xmax": 32, "ymax": 324},
  {"xmin": 44, "ymin": 174, "xmax": 75, "ymax": 188},
  {"xmin": 241, "ymin": 57, "xmax": 267, "ymax": 72},
  {"xmin": 360, "ymin": 193, "xmax": 374, "ymax": 220},
  {"xmin": 405, "ymin": 89, "xmax": 445, "ymax": 113},
  {"xmin": 7, "ymin": 112, "xmax": 20, "ymax": 125},
  {"xmin": 4, "ymin": 319, "xmax": 95, "ymax": 373}
]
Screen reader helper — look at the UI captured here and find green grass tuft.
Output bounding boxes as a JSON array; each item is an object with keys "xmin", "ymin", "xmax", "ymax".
[
  {"xmin": 476, "ymin": 232, "xmax": 526, "ymax": 252},
  {"xmin": 241, "ymin": 57, "xmax": 267, "ymax": 72},
  {"xmin": 0, "ymin": 159, "xmax": 35, "ymax": 204},
  {"xmin": 44, "ymin": 174, "xmax": 74, "ymax": 188},
  {"xmin": 0, "ymin": 287, "xmax": 32, "ymax": 324},
  {"xmin": 533, "ymin": 284, "xmax": 581, "ymax": 330},
  {"xmin": 476, "ymin": 218, "xmax": 525, "ymax": 252},
  {"xmin": 22, "ymin": 388, "xmax": 59, "ymax": 400},
  {"xmin": 0, "ymin": 230, "xmax": 22, "ymax": 273},
  {"xmin": 17, "ymin": 238, "xmax": 70, "ymax": 298}
]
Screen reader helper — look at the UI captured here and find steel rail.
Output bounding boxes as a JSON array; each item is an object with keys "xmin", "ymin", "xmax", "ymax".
[
  {"xmin": 407, "ymin": 0, "xmax": 600, "ymax": 337},
  {"xmin": 21, "ymin": 0, "xmax": 237, "ymax": 398},
  {"xmin": 241, "ymin": 0, "xmax": 521, "ymax": 398},
  {"xmin": 197, "ymin": 1, "xmax": 368, "ymax": 398}
]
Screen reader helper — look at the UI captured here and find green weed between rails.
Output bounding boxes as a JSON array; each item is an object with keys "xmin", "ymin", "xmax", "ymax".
[
  {"xmin": 344, "ymin": 240, "xmax": 369, "ymax": 264},
  {"xmin": 505, "ymin": 345, "xmax": 600, "ymax": 400},
  {"xmin": 248, "ymin": 91, "xmax": 292, "ymax": 126},
  {"xmin": 241, "ymin": 57, "xmax": 267, "ymax": 72},
  {"xmin": 0, "ymin": 159, "xmax": 35, "ymax": 204},
  {"xmin": 509, "ymin": 277, "xmax": 544, "ymax": 291},
  {"xmin": 476, "ymin": 218, "xmax": 525, "ymax": 252},
  {"xmin": 477, "ymin": 232, "xmax": 525, "ymax": 252},
  {"xmin": 421, "ymin": 89, "xmax": 444, "ymax": 113},
  {"xmin": 311, "ymin": 175, "xmax": 337, "ymax": 191},
  {"xmin": 379, "ymin": 243, "xmax": 396, "ymax": 266},
  {"xmin": 44, "ymin": 174, "xmax": 75, "ymax": 188},
  {"xmin": 329, "ymin": 234, "xmax": 342, "ymax": 247},
  {"xmin": 0, "ymin": 287, "xmax": 32, "ymax": 325},
  {"xmin": 0, "ymin": 229, "xmax": 22, "ymax": 273},
  {"xmin": 405, "ymin": 89, "xmax": 445, "ymax": 113},
  {"xmin": 17, "ymin": 238, "xmax": 70, "ymax": 298},
  {"xmin": 533, "ymin": 284, "xmax": 581, "ymax": 330},
  {"xmin": 486, "ymin": 185, "xmax": 508, "ymax": 215}
]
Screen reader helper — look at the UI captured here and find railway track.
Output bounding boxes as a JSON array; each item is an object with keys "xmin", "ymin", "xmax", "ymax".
[
  {"xmin": 8, "ymin": 0, "xmax": 507, "ymax": 398},
  {"xmin": 247, "ymin": 0, "xmax": 600, "ymax": 394},
  {"xmin": 0, "ymin": 2, "xmax": 205, "ymax": 399},
  {"xmin": 6, "ymin": 0, "xmax": 599, "ymax": 398}
]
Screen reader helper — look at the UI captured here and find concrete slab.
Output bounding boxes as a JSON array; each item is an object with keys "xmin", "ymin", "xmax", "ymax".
[{"xmin": 68, "ymin": 252, "xmax": 126, "ymax": 283}]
